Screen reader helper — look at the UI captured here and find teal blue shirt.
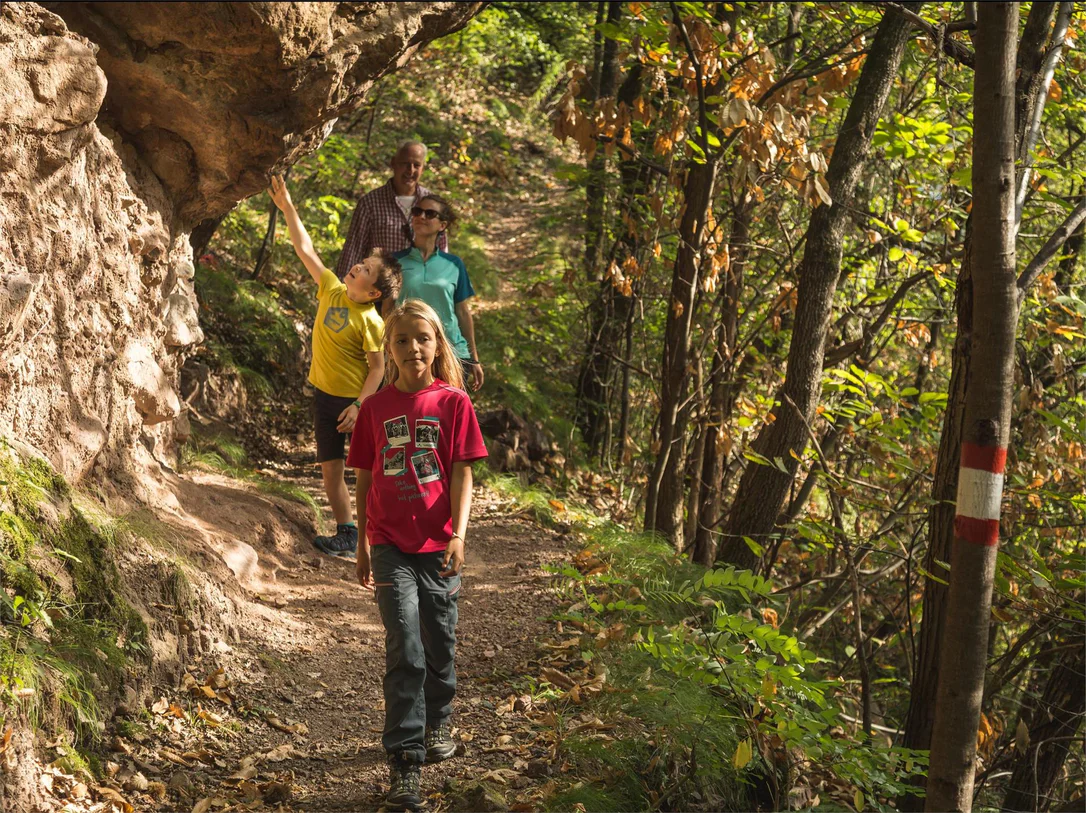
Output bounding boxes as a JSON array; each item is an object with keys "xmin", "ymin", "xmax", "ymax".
[{"xmin": 394, "ymin": 247, "xmax": 475, "ymax": 359}]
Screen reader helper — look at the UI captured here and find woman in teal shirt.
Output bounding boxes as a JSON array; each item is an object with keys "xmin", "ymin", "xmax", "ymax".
[{"xmin": 394, "ymin": 196, "xmax": 484, "ymax": 391}]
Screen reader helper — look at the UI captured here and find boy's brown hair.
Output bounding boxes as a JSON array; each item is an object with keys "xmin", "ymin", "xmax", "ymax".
[{"xmin": 370, "ymin": 248, "xmax": 402, "ymax": 304}]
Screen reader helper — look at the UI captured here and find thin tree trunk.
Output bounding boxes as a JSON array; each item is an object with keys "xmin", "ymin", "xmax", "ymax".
[
  {"xmin": 693, "ymin": 202, "xmax": 752, "ymax": 565},
  {"xmin": 716, "ymin": 4, "xmax": 918, "ymax": 570},
  {"xmin": 643, "ymin": 155, "xmax": 716, "ymax": 541},
  {"xmin": 576, "ymin": 57, "xmax": 640, "ymax": 457},
  {"xmin": 1001, "ymin": 640, "xmax": 1086, "ymax": 812},
  {"xmin": 251, "ymin": 204, "xmax": 280, "ymax": 281},
  {"xmin": 645, "ymin": 4, "xmax": 724, "ymax": 545},
  {"xmin": 584, "ymin": 2, "xmax": 623, "ymax": 282},
  {"xmin": 926, "ymin": 6, "xmax": 1018, "ymax": 810}
]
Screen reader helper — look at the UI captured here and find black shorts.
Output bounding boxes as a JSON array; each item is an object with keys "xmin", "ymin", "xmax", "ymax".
[{"xmin": 313, "ymin": 388, "xmax": 356, "ymax": 463}]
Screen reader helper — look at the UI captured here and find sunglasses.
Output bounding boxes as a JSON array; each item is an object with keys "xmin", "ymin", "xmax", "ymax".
[{"xmin": 410, "ymin": 206, "xmax": 443, "ymax": 220}]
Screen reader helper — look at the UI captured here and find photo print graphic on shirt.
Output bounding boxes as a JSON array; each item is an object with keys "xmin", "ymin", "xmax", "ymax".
[
  {"xmin": 323, "ymin": 307, "xmax": 349, "ymax": 333},
  {"xmin": 383, "ymin": 415, "xmax": 410, "ymax": 446},
  {"xmin": 415, "ymin": 417, "xmax": 440, "ymax": 449},
  {"xmin": 383, "ymin": 446, "xmax": 406, "ymax": 477},
  {"xmin": 411, "ymin": 450, "xmax": 442, "ymax": 485}
]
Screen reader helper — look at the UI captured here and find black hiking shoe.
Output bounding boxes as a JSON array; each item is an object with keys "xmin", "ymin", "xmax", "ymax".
[
  {"xmin": 313, "ymin": 524, "xmax": 357, "ymax": 558},
  {"xmin": 386, "ymin": 752, "xmax": 423, "ymax": 810},
  {"xmin": 425, "ymin": 722, "xmax": 456, "ymax": 763}
]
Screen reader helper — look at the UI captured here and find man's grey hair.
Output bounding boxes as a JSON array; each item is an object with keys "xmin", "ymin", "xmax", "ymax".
[{"xmin": 394, "ymin": 140, "xmax": 428, "ymax": 161}]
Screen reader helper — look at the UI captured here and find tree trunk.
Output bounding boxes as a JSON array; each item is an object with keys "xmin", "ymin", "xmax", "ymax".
[
  {"xmin": 926, "ymin": 6, "xmax": 1018, "ymax": 811},
  {"xmin": 644, "ymin": 155, "xmax": 717, "ymax": 543},
  {"xmin": 583, "ymin": 2, "xmax": 623, "ymax": 282},
  {"xmin": 716, "ymin": 4, "xmax": 917, "ymax": 570},
  {"xmin": 251, "ymin": 203, "xmax": 280, "ymax": 281},
  {"xmin": 692, "ymin": 202, "xmax": 752, "ymax": 565},
  {"xmin": 576, "ymin": 59, "xmax": 641, "ymax": 459},
  {"xmin": 901, "ymin": 7, "xmax": 1069, "ymax": 807},
  {"xmin": 900, "ymin": 229, "xmax": 972, "ymax": 773},
  {"xmin": 1001, "ymin": 639, "xmax": 1086, "ymax": 812}
]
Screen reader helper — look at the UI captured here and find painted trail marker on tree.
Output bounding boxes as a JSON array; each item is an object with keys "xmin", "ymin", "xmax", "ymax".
[{"xmin": 953, "ymin": 443, "xmax": 1007, "ymax": 547}]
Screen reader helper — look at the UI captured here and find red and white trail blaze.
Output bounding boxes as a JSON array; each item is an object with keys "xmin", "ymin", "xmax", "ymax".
[{"xmin": 953, "ymin": 442, "xmax": 1008, "ymax": 546}]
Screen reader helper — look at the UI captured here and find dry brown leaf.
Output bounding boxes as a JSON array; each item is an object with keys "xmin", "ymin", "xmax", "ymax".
[
  {"xmin": 262, "ymin": 744, "xmax": 294, "ymax": 762},
  {"xmin": 108, "ymin": 736, "xmax": 132, "ymax": 755},
  {"xmin": 540, "ymin": 668, "xmax": 575, "ymax": 690},
  {"xmin": 206, "ymin": 668, "xmax": 229, "ymax": 690},
  {"xmin": 191, "ymin": 797, "xmax": 228, "ymax": 813},
  {"xmin": 569, "ymin": 718, "xmax": 614, "ymax": 734},
  {"xmin": 159, "ymin": 748, "xmax": 191, "ymax": 766},
  {"xmin": 94, "ymin": 786, "xmax": 133, "ymax": 813},
  {"xmin": 151, "ymin": 697, "xmax": 169, "ymax": 715}
]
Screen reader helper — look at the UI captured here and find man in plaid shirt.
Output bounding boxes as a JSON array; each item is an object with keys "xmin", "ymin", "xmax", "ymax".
[{"xmin": 335, "ymin": 141, "xmax": 447, "ymax": 278}]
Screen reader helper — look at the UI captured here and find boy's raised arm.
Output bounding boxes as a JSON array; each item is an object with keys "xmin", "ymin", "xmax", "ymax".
[{"xmin": 268, "ymin": 175, "xmax": 326, "ymax": 286}]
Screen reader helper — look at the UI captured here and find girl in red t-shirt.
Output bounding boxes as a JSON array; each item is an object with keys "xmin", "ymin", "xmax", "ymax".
[{"xmin": 347, "ymin": 300, "xmax": 487, "ymax": 809}]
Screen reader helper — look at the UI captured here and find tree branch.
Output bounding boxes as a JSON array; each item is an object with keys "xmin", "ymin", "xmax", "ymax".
[
  {"xmin": 883, "ymin": 3, "xmax": 976, "ymax": 67},
  {"xmin": 1016, "ymin": 195, "xmax": 1086, "ymax": 301},
  {"xmin": 823, "ymin": 269, "xmax": 928, "ymax": 367},
  {"xmin": 1016, "ymin": 2, "xmax": 1074, "ymax": 227}
]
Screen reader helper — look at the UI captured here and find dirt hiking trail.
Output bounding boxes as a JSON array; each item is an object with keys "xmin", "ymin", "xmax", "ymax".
[
  {"xmin": 110, "ymin": 164, "xmax": 577, "ymax": 812},
  {"xmin": 132, "ymin": 452, "xmax": 570, "ymax": 813}
]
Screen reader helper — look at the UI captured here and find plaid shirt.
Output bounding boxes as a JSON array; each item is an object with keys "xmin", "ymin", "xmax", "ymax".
[{"xmin": 335, "ymin": 179, "xmax": 447, "ymax": 277}]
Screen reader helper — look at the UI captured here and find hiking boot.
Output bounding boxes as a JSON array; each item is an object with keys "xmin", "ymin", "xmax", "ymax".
[
  {"xmin": 386, "ymin": 752, "xmax": 423, "ymax": 810},
  {"xmin": 313, "ymin": 523, "xmax": 357, "ymax": 558},
  {"xmin": 425, "ymin": 722, "xmax": 456, "ymax": 763}
]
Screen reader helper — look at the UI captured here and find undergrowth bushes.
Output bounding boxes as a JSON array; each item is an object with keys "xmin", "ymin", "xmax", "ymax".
[{"xmin": 482, "ymin": 474, "xmax": 929, "ymax": 811}]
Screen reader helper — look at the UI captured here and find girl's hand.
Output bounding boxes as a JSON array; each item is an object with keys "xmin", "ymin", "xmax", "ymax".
[
  {"xmin": 440, "ymin": 536, "xmax": 464, "ymax": 577},
  {"xmin": 268, "ymin": 174, "xmax": 292, "ymax": 211},
  {"xmin": 470, "ymin": 362, "xmax": 484, "ymax": 392},
  {"xmin": 337, "ymin": 403, "xmax": 359, "ymax": 433},
  {"xmin": 356, "ymin": 544, "xmax": 373, "ymax": 589}
]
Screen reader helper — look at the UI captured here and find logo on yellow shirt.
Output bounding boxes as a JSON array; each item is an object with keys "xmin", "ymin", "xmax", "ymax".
[{"xmin": 324, "ymin": 307, "xmax": 349, "ymax": 333}]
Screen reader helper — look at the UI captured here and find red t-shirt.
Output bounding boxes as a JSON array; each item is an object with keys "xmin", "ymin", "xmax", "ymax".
[{"xmin": 347, "ymin": 379, "xmax": 488, "ymax": 553}]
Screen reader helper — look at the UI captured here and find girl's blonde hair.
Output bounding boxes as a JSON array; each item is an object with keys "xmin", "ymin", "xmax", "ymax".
[{"xmin": 383, "ymin": 299, "xmax": 465, "ymax": 390}]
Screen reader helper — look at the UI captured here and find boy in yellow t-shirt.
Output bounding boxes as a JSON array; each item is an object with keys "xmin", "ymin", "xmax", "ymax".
[{"xmin": 269, "ymin": 175, "xmax": 401, "ymax": 557}]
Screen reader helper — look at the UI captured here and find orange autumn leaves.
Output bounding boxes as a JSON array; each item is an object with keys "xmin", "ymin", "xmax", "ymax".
[{"xmin": 552, "ymin": 10, "xmax": 863, "ymax": 296}]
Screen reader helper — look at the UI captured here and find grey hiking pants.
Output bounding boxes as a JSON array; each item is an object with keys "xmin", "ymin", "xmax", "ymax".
[{"xmin": 371, "ymin": 544, "xmax": 461, "ymax": 762}]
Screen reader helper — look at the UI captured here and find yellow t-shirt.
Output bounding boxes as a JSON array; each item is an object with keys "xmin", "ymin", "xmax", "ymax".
[{"xmin": 308, "ymin": 270, "xmax": 383, "ymax": 398}]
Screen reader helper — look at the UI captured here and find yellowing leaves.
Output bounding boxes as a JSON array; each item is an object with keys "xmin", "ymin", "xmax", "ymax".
[{"xmin": 732, "ymin": 738, "xmax": 753, "ymax": 769}]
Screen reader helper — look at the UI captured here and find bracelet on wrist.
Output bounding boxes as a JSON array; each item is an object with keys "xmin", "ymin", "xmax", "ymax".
[
  {"xmin": 450, "ymin": 532, "xmax": 464, "ymax": 542},
  {"xmin": 351, "ymin": 399, "xmax": 362, "ymax": 408}
]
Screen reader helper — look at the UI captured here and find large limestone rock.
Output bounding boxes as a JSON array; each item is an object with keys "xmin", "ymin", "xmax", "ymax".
[
  {"xmin": 0, "ymin": 1, "xmax": 481, "ymax": 490},
  {"xmin": 49, "ymin": 1, "xmax": 481, "ymax": 225}
]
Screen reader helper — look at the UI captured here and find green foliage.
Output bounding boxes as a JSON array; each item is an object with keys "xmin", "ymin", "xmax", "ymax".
[
  {"xmin": 193, "ymin": 259, "xmax": 307, "ymax": 390},
  {"xmin": 543, "ymin": 518, "xmax": 929, "ymax": 811},
  {"xmin": 0, "ymin": 441, "xmax": 147, "ymax": 744},
  {"xmin": 430, "ymin": 4, "xmax": 595, "ymax": 96}
]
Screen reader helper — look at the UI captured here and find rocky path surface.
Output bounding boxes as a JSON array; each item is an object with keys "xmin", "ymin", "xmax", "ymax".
[{"xmin": 128, "ymin": 447, "xmax": 571, "ymax": 813}]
